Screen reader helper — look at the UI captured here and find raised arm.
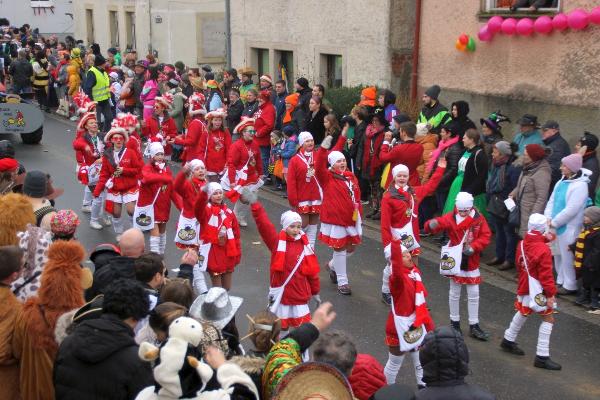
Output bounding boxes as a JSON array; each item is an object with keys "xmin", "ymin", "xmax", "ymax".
[{"xmin": 250, "ymin": 202, "xmax": 279, "ymax": 251}]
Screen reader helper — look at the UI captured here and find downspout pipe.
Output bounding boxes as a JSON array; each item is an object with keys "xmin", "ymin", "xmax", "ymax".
[
  {"xmin": 410, "ymin": 0, "xmax": 422, "ymax": 101},
  {"xmin": 225, "ymin": 0, "xmax": 232, "ymax": 68}
]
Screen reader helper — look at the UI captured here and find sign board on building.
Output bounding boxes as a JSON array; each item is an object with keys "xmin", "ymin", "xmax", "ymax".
[{"xmin": 196, "ymin": 13, "xmax": 226, "ymax": 64}]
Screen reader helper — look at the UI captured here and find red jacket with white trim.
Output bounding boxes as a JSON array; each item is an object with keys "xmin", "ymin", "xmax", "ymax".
[
  {"xmin": 516, "ymin": 232, "xmax": 557, "ymax": 298},
  {"xmin": 380, "ymin": 166, "xmax": 445, "ymax": 247},
  {"xmin": 251, "ymin": 202, "xmax": 320, "ymax": 305},
  {"xmin": 197, "ymin": 128, "xmax": 231, "ymax": 174},
  {"xmin": 226, "ymin": 138, "xmax": 262, "ymax": 185},
  {"xmin": 254, "ymin": 101, "xmax": 276, "ymax": 147},
  {"xmin": 93, "ymin": 147, "xmax": 142, "ymax": 196},
  {"xmin": 174, "ymin": 171, "xmax": 206, "ymax": 219},
  {"xmin": 286, "ymin": 151, "xmax": 322, "ymax": 209},
  {"xmin": 137, "ymin": 162, "xmax": 182, "ymax": 222},
  {"xmin": 174, "ymin": 118, "xmax": 207, "ymax": 162},
  {"xmin": 73, "ymin": 133, "xmax": 103, "ymax": 166},
  {"xmin": 142, "ymin": 115, "xmax": 178, "ymax": 156}
]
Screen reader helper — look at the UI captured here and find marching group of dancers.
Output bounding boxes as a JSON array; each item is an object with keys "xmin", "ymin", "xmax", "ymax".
[{"xmin": 71, "ymin": 91, "xmax": 562, "ymax": 390}]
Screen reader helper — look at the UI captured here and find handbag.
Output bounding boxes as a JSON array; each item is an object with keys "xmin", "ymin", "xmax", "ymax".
[
  {"xmin": 487, "ymin": 194, "xmax": 509, "ymax": 220},
  {"xmin": 132, "ymin": 189, "xmax": 162, "ymax": 231},
  {"xmin": 508, "ymin": 188, "xmax": 522, "ymax": 228},
  {"xmin": 273, "ymin": 159, "xmax": 284, "ymax": 179}
]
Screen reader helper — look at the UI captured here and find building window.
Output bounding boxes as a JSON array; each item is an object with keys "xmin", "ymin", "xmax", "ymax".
[
  {"xmin": 109, "ymin": 11, "xmax": 119, "ymax": 47},
  {"xmin": 251, "ymin": 48, "xmax": 269, "ymax": 78},
  {"xmin": 125, "ymin": 12, "xmax": 135, "ymax": 51},
  {"xmin": 275, "ymin": 50, "xmax": 294, "ymax": 92},
  {"xmin": 484, "ymin": 0, "xmax": 560, "ymax": 12},
  {"xmin": 30, "ymin": 0, "xmax": 55, "ymax": 7},
  {"xmin": 320, "ymin": 54, "xmax": 343, "ymax": 88},
  {"xmin": 85, "ymin": 9, "xmax": 94, "ymax": 45}
]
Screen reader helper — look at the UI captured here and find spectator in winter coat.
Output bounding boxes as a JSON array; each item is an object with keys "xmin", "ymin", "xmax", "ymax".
[
  {"xmin": 312, "ymin": 83, "xmax": 333, "ymax": 112},
  {"xmin": 132, "ymin": 61, "xmax": 147, "ymax": 116},
  {"xmin": 8, "ymin": 49, "xmax": 33, "ymax": 94},
  {"xmin": 53, "ymin": 279, "xmax": 153, "ymax": 400},
  {"xmin": 226, "ymin": 88, "xmax": 244, "ymax": 137},
  {"xmin": 166, "ymin": 79, "xmax": 187, "ymax": 132},
  {"xmin": 418, "ymin": 85, "xmax": 450, "ymax": 134},
  {"xmin": 513, "ymin": 114, "xmax": 543, "ymax": 155},
  {"xmin": 349, "ymin": 353, "xmax": 387, "ymax": 400},
  {"xmin": 238, "ymin": 67, "xmax": 257, "ymax": 104},
  {"xmin": 363, "ymin": 112, "xmax": 390, "ymax": 220},
  {"xmin": 415, "ymin": 123, "xmax": 438, "ymax": 183},
  {"xmin": 221, "ymin": 68, "xmax": 241, "ymax": 106},
  {"xmin": 282, "ymin": 92, "xmax": 300, "ymax": 134},
  {"xmin": 206, "ymin": 80, "xmax": 224, "ymax": 112},
  {"xmin": 254, "ymin": 90, "xmax": 277, "ymax": 178},
  {"xmin": 417, "ymin": 326, "xmax": 495, "ymax": 400},
  {"xmin": 450, "ymin": 101, "xmax": 476, "ymax": 139},
  {"xmin": 295, "ymin": 77, "xmax": 313, "ymax": 131},
  {"xmin": 379, "ymin": 120, "xmax": 424, "ymax": 190},
  {"xmin": 480, "ymin": 111, "xmax": 509, "ymax": 163},
  {"xmin": 274, "ymin": 80, "xmax": 288, "ymax": 130},
  {"xmin": 509, "ymin": 144, "xmax": 552, "ymax": 238},
  {"xmin": 306, "ymin": 96, "xmax": 328, "ymax": 145},
  {"xmin": 358, "ymin": 86, "xmax": 377, "ymax": 114},
  {"xmin": 241, "ymin": 88, "xmax": 259, "ymax": 117},
  {"xmin": 575, "ymin": 206, "xmax": 600, "ymax": 312},
  {"xmin": 575, "ymin": 131, "xmax": 600, "ymax": 199},
  {"xmin": 541, "ymin": 120, "xmax": 571, "ymax": 191},
  {"xmin": 378, "ymin": 89, "xmax": 399, "ymax": 125},
  {"xmin": 348, "ymin": 106, "xmax": 371, "ymax": 202}
]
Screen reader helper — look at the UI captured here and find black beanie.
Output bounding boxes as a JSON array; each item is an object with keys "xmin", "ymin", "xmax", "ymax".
[
  {"xmin": 94, "ymin": 54, "xmax": 106, "ymax": 67},
  {"xmin": 296, "ymin": 77, "xmax": 309, "ymax": 89},
  {"xmin": 23, "ymin": 170, "xmax": 47, "ymax": 198},
  {"xmin": 581, "ymin": 132, "xmax": 599, "ymax": 151},
  {"xmin": 425, "ymin": 84, "xmax": 441, "ymax": 100}
]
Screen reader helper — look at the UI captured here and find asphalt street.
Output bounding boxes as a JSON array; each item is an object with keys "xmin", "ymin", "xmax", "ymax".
[{"xmin": 5, "ymin": 115, "xmax": 600, "ymax": 400}]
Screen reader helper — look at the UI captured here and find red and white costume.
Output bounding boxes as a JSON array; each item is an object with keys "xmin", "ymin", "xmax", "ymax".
[
  {"xmin": 138, "ymin": 159, "xmax": 180, "ymax": 224},
  {"xmin": 317, "ymin": 139, "xmax": 362, "ymax": 250},
  {"xmin": 287, "ymin": 132, "xmax": 323, "ymax": 215},
  {"xmin": 173, "ymin": 160, "xmax": 207, "ymax": 249},
  {"xmin": 503, "ymin": 214, "xmax": 558, "ymax": 361},
  {"xmin": 112, "ymin": 112, "xmax": 143, "ymax": 160},
  {"xmin": 174, "ymin": 118, "xmax": 208, "ymax": 162},
  {"xmin": 251, "ymin": 204, "xmax": 320, "ymax": 329},
  {"xmin": 194, "ymin": 183, "xmax": 242, "ymax": 276},
  {"xmin": 199, "ymin": 111, "xmax": 231, "ymax": 179},
  {"xmin": 188, "ymin": 91, "xmax": 207, "ymax": 121},
  {"xmin": 383, "ymin": 241, "xmax": 434, "ymax": 386},
  {"xmin": 142, "ymin": 114, "xmax": 178, "ymax": 158}
]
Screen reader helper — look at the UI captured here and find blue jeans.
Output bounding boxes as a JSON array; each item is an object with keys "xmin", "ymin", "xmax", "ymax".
[
  {"xmin": 260, "ymin": 145, "xmax": 271, "ymax": 177},
  {"xmin": 488, "ymin": 213, "xmax": 517, "ymax": 263}
]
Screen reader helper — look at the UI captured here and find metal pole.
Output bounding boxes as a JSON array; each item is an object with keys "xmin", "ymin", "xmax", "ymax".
[{"xmin": 225, "ymin": 0, "xmax": 232, "ymax": 68}]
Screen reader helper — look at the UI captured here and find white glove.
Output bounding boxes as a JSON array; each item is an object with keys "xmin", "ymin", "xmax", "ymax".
[
  {"xmin": 321, "ymin": 135, "xmax": 333, "ymax": 150},
  {"xmin": 240, "ymin": 187, "xmax": 258, "ymax": 204},
  {"xmin": 312, "ymin": 294, "xmax": 322, "ymax": 307}
]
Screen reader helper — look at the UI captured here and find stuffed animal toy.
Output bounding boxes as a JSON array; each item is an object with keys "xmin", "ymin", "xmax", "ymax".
[{"xmin": 0, "ymin": 193, "xmax": 36, "ymax": 246}]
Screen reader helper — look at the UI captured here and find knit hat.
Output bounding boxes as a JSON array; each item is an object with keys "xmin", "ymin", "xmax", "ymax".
[
  {"xmin": 580, "ymin": 131, "xmax": 599, "ymax": 151},
  {"xmin": 584, "ymin": 206, "xmax": 600, "ymax": 226},
  {"xmin": 361, "ymin": 86, "xmax": 376, "ymax": 101},
  {"xmin": 298, "ymin": 131, "xmax": 313, "ymax": 146},
  {"xmin": 280, "ymin": 210, "xmax": 302, "ymax": 230},
  {"xmin": 186, "ymin": 159, "xmax": 205, "ymax": 171},
  {"xmin": 424, "ymin": 84, "xmax": 441, "ymax": 100},
  {"xmin": 296, "ymin": 77, "xmax": 309, "ymax": 89},
  {"xmin": 23, "ymin": 170, "xmax": 48, "ymax": 198},
  {"xmin": 234, "ymin": 118, "xmax": 255, "ymax": 134},
  {"xmin": 392, "ymin": 163, "xmax": 409, "ymax": 177},
  {"xmin": 174, "ymin": 60, "xmax": 185, "ymax": 70},
  {"xmin": 77, "ymin": 111, "xmax": 97, "ymax": 132},
  {"xmin": 206, "ymin": 182, "xmax": 223, "ymax": 198},
  {"xmin": 50, "ymin": 210, "xmax": 80, "ymax": 237},
  {"xmin": 104, "ymin": 127, "xmax": 129, "ymax": 143},
  {"xmin": 70, "ymin": 47, "xmax": 81, "ymax": 58},
  {"xmin": 282, "ymin": 125, "xmax": 297, "ymax": 137},
  {"xmin": 455, "ymin": 192, "xmax": 474, "ymax": 210},
  {"xmin": 202, "ymin": 64, "xmax": 213, "ymax": 73},
  {"xmin": 259, "ymin": 90, "xmax": 271, "ymax": 102},
  {"xmin": 0, "ymin": 157, "xmax": 18, "ymax": 172},
  {"xmin": 148, "ymin": 142, "xmax": 164, "ymax": 158},
  {"xmin": 260, "ymin": 74, "xmax": 273, "ymax": 85},
  {"xmin": 525, "ymin": 144, "xmax": 546, "ymax": 162},
  {"xmin": 206, "ymin": 80, "xmax": 218, "ymax": 89},
  {"xmin": 561, "ymin": 153, "xmax": 583, "ymax": 173},
  {"xmin": 528, "ymin": 213, "xmax": 547, "ymax": 233},
  {"xmin": 495, "ymin": 141, "xmax": 512, "ymax": 156},
  {"xmin": 327, "ymin": 151, "xmax": 345, "ymax": 166},
  {"xmin": 94, "ymin": 54, "xmax": 106, "ymax": 67}
]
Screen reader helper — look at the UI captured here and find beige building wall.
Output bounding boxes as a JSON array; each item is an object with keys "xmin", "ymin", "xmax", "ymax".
[
  {"xmin": 418, "ymin": 0, "xmax": 600, "ymax": 140},
  {"xmin": 73, "ymin": 0, "xmax": 226, "ymax": 68},
  {"xmin": 230, "ymin": 0, "xmax": 392, "ymax": 88}
]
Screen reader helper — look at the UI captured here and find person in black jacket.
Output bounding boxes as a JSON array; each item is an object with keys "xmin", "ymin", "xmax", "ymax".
[
  {"xmin": 576, "ymin": 132, "xmax": 600, "ymax": 199},
  {"xmin": 348, "ymin": 105, "xmax": 370, "ymax": 203},
  {"xmin": 294, "ymin": 77, "xmax": 312, "ymax": 131},
  {"xmin": 241, "ymin": 88, "xmax": 259, "ymax": 118},
  {"xmin": 430, "ymin": 122, "xmax": 464, "ymax": 214},
  {"xmin": 541, "ymin": 120, "xmax": 571, "ymax": 191},
  {"xmin": 450, "ymin": 101, "xmax": 476, "ymax": 139},
  {"xmin": 53, "ymin": 279, "xmax": 153, "ymax": 400},
  {"xmin": 227, "ymin": 88, "xmax": 244, "ymax": 138},
  {"xmin": 479, "ymin": 111, "xmax": 510, "ymax": 164},
  {"xmin": 417, "ymin": 326, "xmax": 495, "ymax": 400},
  {"xmin": 306, "ymin": 96, "xmax": 328, "ymax": 145}
]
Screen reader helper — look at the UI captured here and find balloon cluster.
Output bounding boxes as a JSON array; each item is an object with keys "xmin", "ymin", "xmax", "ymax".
[
  {"xmin": 455, "ymin": 33, "xmax": 476, "ymax": 52},
  {"xmin": 478, "ymin": 7, "xmax": 600, "ymax": 41}
]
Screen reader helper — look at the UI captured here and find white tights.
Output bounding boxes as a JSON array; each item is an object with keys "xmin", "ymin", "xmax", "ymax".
[
  {"xmin": 383, "ymin": 351, "xmax": 424, "ymax": 386},
  {"xmin": 449, "ymin": 280, "xmax": 480, "ymax": 325}
]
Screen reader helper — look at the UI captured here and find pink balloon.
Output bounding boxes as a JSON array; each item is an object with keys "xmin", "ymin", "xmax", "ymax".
[
  {"xmin": 488, "ymin": 16, "xmax": 504, "ymax": 34},
  {"xmin": 478, "ymin": 25, "xmax": 493, "ymax": 42},
  {"xmin": 501, "ymin": 18, "xmax": 517, "ymax": 35},
  {"xmin": 568, "ymin": 9, "xmax": 590, "ymax": 30},
  {"xmin": 552, "ymin": 13, "xmax": 569, "ymax": 31},
  {"xmin": 534, "ymin": 16, "xmax": 553, "ymax": 34},
  {"xmin": 516, "ymin": 18, "xmax": 534, "ymax": 36},
  {"xmin": 590, "ymin": 7, "xmax": 600, "ymax": 25}
]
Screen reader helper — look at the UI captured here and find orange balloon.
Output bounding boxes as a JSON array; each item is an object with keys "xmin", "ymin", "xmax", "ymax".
[{"xmin": 455, "ymin": 39, "xmax": 466, "ymax": 51}]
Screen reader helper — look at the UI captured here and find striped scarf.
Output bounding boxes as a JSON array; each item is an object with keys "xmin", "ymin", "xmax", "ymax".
[
  {"xmin": 574, "ymin": 226, "xmax": 600, "ymax": 270},
  {"xmin": 271, "ymin": 230, "xmax": 319, "ymax": 274},
  {"xmin": 204, "ymin": 203, "xmax": 240, "ymax": 257},
  {"xmin": 225, "ymin": 163, "xmax": 249, "ymax": 203}
]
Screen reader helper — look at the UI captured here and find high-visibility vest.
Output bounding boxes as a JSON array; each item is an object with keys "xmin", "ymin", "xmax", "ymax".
[{"xmin": 89, "ymin": 66, "xmax": 110, "ymax": 102}]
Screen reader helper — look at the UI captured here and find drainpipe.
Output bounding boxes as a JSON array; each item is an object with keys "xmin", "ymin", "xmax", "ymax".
[
  {"xmin": 225, "ymin": 0, "xmax": 231, "ymax": 68},
  {"xmin": 410, "ymin": 0, "xmax": 422, "ymax": 101}
]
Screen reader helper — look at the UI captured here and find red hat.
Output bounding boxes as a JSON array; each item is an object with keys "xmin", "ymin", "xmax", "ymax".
[
  {"xmin": 155, "ymin": 93, "xmax": 174, "ymax": 109},
  {"xmin": 77, "ymin": 112, "xmax": 97, "ymax": 132},
  {"xmin": 234, "ymin": 117, "xmax": 255, "ymax": 134},
  {"xmin": 0, "ymin": 158, "xmax": 18, "ymax": 172},
  {"xmin": 259, "ymin": 90, "xmax": 271, "ymax": 102},
  {"xmin": 525, "ymin": 144, "xmax": 546, "ymax": 162},
  {"xmin": 105, "ymin": 127, "xmax": 129, "ymax": 143}
]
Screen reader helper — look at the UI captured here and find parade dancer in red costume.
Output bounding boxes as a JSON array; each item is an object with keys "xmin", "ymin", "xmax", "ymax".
[
  {"xmin": 425, "ymin": 192, "xmax": 492, "ymax": 341},
  {"xmin": 136, "ymin": 142, "xmax": 182, "ymax": 255},
  {"xmin": 112, "ymin": 112, "xmax": 143, "ymax": 160},
  {"xmin": 317, "ymin": 133, "xmax": 361, "ymax": 295},
  {"xmin": 243, "ymin": 189, "xmax": 321, "ymax": 334},
  {"xmin": 174, "ymin": 105, "xmax": 208, "ymax": 163},
  {"xmin": 194, "ymin": 182, "xmax": 242, "ymax": 291},
  {"xmin": 286, "ymin": 131, "xmax": 322, "ymax": 247},
  {"xmin": 379, "ymin": 159, "xmax": 446, "ymax": 305},
  {"xmin": 93, "ymin": 127, "xmax": 143, "ymax": 238},
  {"xmin": 222, "ymin": 118, "xmax": 263, "ymax": 227},
  {"xmin": 383, "ymin": 240, "xmax": 434, "ymax": 388},
  {"xmin": 500, "ymin": 213, "xmax": 561, "ymax": 370},
  {"xmin": 199, "ymin": 109, "xmax": 231, "ymax": 182},
  {"xmin": 142, "ymin": 94, "xmax": 178, "ymax": 160},
  {"xmin": 174, "ymin": 159, "xmax": 209, "ymax": 293}
]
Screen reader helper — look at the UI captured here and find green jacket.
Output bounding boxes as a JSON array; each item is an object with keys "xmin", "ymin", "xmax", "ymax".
[{"xmin": 418, "ymin": 101, "xmax": 450, "ymax": 132}]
